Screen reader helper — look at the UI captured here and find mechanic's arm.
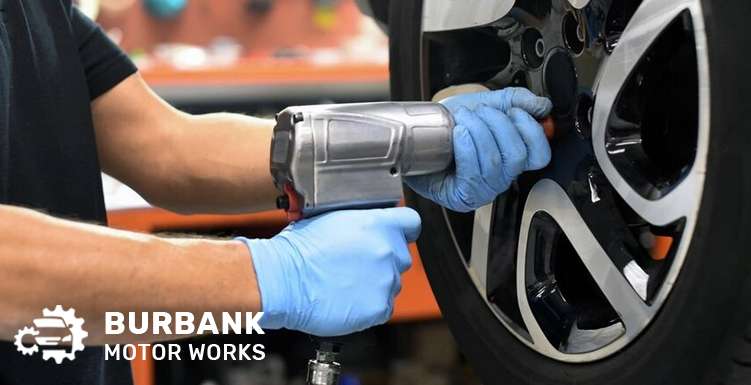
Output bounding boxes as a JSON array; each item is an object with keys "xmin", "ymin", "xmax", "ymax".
[
  {"xmin": 92, "ymin": 72, "xmax": 278, "ymax": 214},
  {"xmin": 0, "ymin": 204, "xmax": 258, "ymax": 344},
  {"xmin": 0, "ymin": 204, "xmax": 418, "ymax": 344}
]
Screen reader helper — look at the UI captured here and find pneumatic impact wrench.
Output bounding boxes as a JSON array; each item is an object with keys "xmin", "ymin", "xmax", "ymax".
[{"xmin": 271, "ymin": 101, "xmax": 554, "ymax": 221}]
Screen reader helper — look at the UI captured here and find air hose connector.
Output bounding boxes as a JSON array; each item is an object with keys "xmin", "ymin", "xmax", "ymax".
[{"xmin": 305, "ymin": 341, "xmax": 342, "ymax": 385}]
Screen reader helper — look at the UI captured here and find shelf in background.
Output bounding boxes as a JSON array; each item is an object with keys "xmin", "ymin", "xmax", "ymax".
[{"xmin": 141, "ymin": 61, "xmax": 390, "ymax": 105}]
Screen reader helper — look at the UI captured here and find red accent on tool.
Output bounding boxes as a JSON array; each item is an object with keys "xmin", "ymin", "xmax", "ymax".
[
  {"xmin": 540, "ymin": 116, "xmax": 556, "ymax": 140},
  {"xmin": 284, "ymin": 183, "xmax": 303, "ymax": 222}
]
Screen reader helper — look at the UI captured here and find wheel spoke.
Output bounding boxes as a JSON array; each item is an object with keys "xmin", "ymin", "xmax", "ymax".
[
  {"xmin": 422, "ymin": 0, "xmax": 515, "ymax": 32},
  {"xmin": 592, "ymin": 0, "xmax": 709, "ymax": 226},
  {"xmin": 567, "ymin": 0, "xmax": 590, "ymax": 9},
  {"xmin": 468, "ymin": 204, "xmax": 494, "ymax": 294},
  {"xmin": 517, "ymin": 180, "xmax": 653, "ymax": 342},
  {"xmin": 515, "ymin": 278, "xmax": 559, "ymax": 352},
  {"xmin": 569, "ymin": 234, "xmax": 651, "ymax": 333}
]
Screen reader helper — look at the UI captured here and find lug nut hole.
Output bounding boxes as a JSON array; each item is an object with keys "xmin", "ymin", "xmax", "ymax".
[
  {"xmin": 535, "ymin": 39, "xmax": 545, "ymax": 57},
  {"xmin": 575, "ymin": 92, "xmax": 594, "ymax": 138},
  {"xmin": 522, "ymin": 28, "xmax": 545, "ymax": 69},
  {"xmin": 563, "ymin": 12, "xmax": 585, "ymax": 55}
]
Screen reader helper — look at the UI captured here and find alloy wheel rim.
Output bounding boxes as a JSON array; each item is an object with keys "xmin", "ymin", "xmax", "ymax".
[{"xmin": 421, "ymin": 0, "xmax": 710, "ymax": 362}]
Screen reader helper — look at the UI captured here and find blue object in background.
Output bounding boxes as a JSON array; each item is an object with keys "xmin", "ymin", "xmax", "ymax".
[
  {"xmin": 339, "ymin": 374, "xmax": 362, "ymax": 385},
  {"xmin": 144, "ymin": 0, "xmax": 187, "ymax": 19}
]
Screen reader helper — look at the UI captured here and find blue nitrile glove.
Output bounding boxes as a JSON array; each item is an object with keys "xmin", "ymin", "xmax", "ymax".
[
  {"xmin": 405, "ymin": 87, "xmax": 554, "ymax": 212},
  {"xmin": 238, "ymin": 207, "xmax": 421, "ymax": 337}
]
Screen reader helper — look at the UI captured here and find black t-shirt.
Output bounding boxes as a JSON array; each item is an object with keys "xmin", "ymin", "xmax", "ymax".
[{"xmin": 0, "ymin": 1, "xmax": 137, "ymax": 384}]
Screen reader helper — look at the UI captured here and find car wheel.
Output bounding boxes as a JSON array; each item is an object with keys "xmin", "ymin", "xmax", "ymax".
[{"xmin": 390, "ymin": 0, "xmax": 751, "ymax": 384}]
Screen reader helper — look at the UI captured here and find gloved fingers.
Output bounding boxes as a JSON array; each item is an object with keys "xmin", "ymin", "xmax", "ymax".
[
  {"xmin": 377, "ymin": 207, "xmax": 422, "ymax": 243},
  {"xmin": 452, "ymin": 121, "xmax": 497, "ymax": 211},
  {"xmin": 392, "ymin": 236, "xmax": 414, "ymax": 273},
  {"xmin": 476, "ymin": 105, "xmax": 528, "ymax": 181},
  {"xmin": 379, "ymin": 305, "xmax": 395, "ymax": 326},
  {"xmin": 452, "ymin": 109, "xmax": 483, "ymax": 179},
  {"xmin": 381, "ymin": 288, "xmax": 397, "ymax": 325},
  {"xmin": 403, "ymin": 173, "xmax": 434, "ymax": 198},
  {"xmin": 404, "ymin": 172, "xmax": 469, "ymax": 213},
  {"xmin": 390, "ymin": 272, "xmax": 403, "ymax": 299},
  {"xmin": 453, "ymin": 127, "xmax": 497, "ymax": 210},
  {"xmin": 483, "ymin": 88, "xmax": 553, "ymax": 118},
  {"xmin": 508, "ymin": 107, "xmax": 552, "ymax": 170},
  {"xmin": 440, "ymin": 94, "xmax": 479, "ymax": 114},
  {"xmin": 397, "ymin": 247, "xmax": 414, "ymax": 274},
  {"xmin": 460, "ymin": 106, "xmax": 508, "ymax": 192}
]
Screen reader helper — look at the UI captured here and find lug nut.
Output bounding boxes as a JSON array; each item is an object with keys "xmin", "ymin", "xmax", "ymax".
[{"xmin": 522, "ymin": 28, "xmax": 545, "ymax": 69}]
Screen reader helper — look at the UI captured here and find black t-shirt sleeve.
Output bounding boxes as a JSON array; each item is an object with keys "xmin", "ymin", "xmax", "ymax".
[{"xmin": 69, "ymin": 6, "xmax": 137, "ymax": 100}]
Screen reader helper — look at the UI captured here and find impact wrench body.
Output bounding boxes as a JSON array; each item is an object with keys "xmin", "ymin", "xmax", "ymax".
[{"xmin": 270, "ymin": 102, "xmax": 554, "ymax": 221}]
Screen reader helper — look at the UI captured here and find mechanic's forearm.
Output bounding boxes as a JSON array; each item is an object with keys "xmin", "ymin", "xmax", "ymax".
[
  {"xmin": 94, "ymin": 74, "xmax": 278, "ymax": 215},
  {"xmin": 157, "ymin": 112, "xmax": 278, "ymax": 214},
  {"xmin": 0, "ymin": 205, "xmax": 260, "ymax": 344},
  {"xmin": 115, "ymin": 111, "xmax": 279, "ymax": 215}
]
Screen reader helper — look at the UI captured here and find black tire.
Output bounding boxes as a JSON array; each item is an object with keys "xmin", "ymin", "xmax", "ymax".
[{"xmin": 390, "ymin": 0, "xmax": 751, "ymax": 384}]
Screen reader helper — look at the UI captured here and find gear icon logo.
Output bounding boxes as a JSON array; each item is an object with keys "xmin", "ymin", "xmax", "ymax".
[
  {"xmin": 14, "ymin": 326, "xmax": 39, "ymax": 356},
  {"xmin": 13, "ymin": 306, "xmax": 88, "ymax": 364}
]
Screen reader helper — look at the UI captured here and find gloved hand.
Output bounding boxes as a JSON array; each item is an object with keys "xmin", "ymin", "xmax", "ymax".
[
  {"xmin": 405, "ymin": 87, "xmax": 553, "ymax": 212},
  {"xmin": 238, "ymin": 207, "xmax": 421, "ymax": 337}
]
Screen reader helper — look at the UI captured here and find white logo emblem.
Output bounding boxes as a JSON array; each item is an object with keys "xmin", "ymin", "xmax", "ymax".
[{"xmin": 14, "ymin": 306, "xmax": 88, "ymax": 364}]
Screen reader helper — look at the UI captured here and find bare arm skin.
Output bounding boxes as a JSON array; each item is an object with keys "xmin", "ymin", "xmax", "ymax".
[
  {"xmin": 1, "ymin": 73, "xmax": 279, "ymax": 344},
  {"xmin": 92, "ymin": 72, "xmax": 278, "ymax": 214},
  {"xmin": 0, "ymin": 204, "xmax": 260, "ymax": 344}
]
